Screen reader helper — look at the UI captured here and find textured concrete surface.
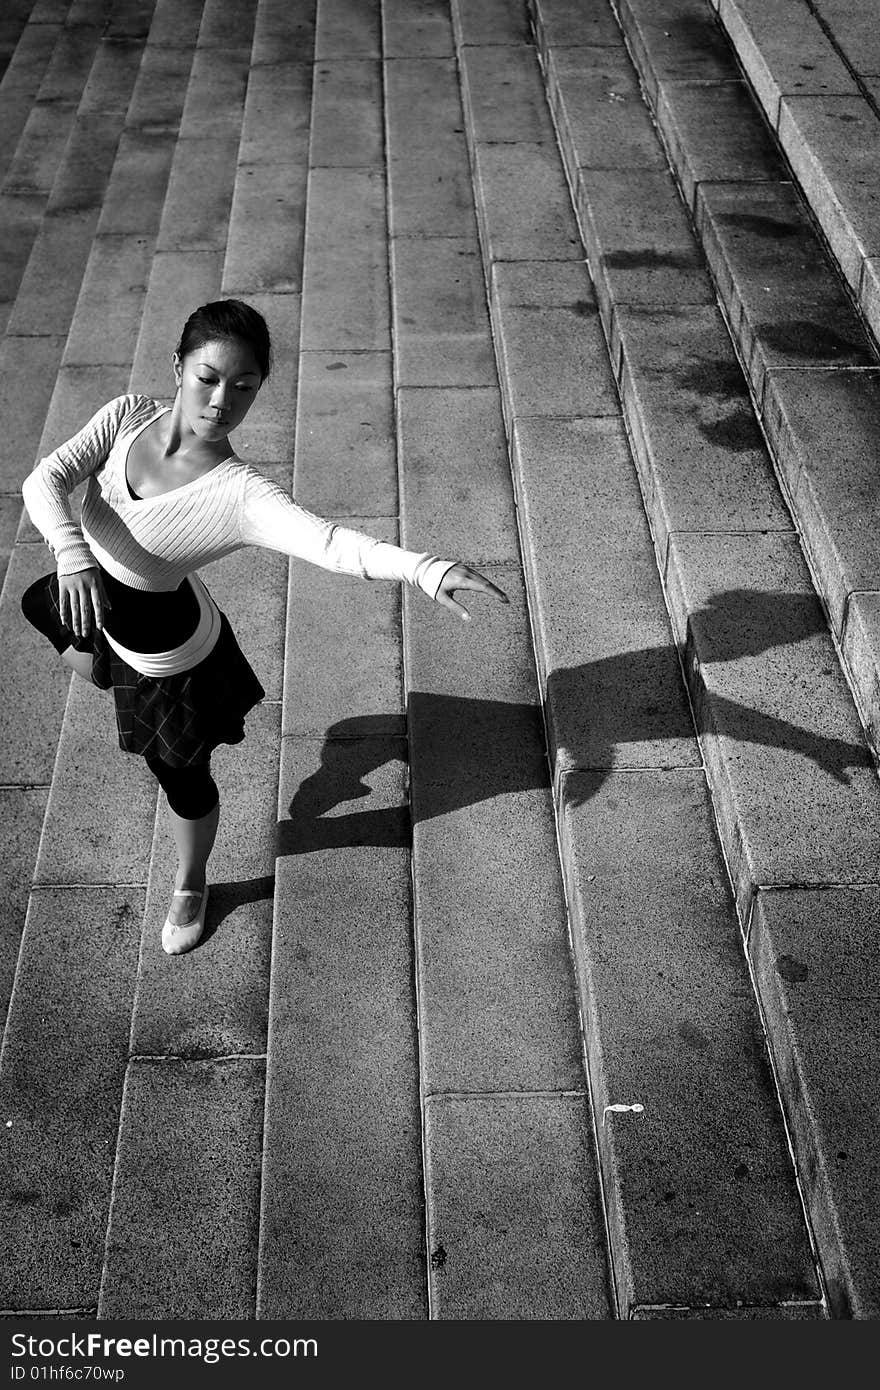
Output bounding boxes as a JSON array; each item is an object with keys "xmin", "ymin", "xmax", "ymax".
[
  {"xmin": 0, "ymin": 887, "xmax": 144, "ymax": 1311},
  {"xmin": 575, "ymin": 167, "xmax": 716, "ymax": 321},
  {"xmin": 260, "ymin": 735, "xmax": 426, "ymax": 1319},
  {"xmin": 559, "ymin": 768, "xmax": 820, "ymax": 1315},
  {"xmin": 404, "ymin": 564, "xmax": 585, "ymax": 1093},
  {"xmin": 750, "ymin": 886, "xmax": 880, "ymax": 1318},
  {"xmin": 8, "ymin": 0, "xmax": 880, "ymax": 1322},
  {"xmin": 664, "ymin": 531, "xmax": 880, "ymax": 914},
  {"xmin": 510, "ymin": 413, "xmax": 700, "ymax": 776},
  {"xmin": 656, "ymin": 80, "xmax": 781, "ymax": 211},
  {"xmin": 99, "ymin": 1057, "xmax": 265, "ymax": 1319},
  {"xmin": 760, "ymin": 367, "xmax": 880, "ymax": 637},
  {"xmin": 425, "ymin": 1094, "xmax": 611, "ymax": 1319},
  {"xmin": 611, "ymin": 304, "xmax": 791, "ymax": 566},
  {"xmin": 491, "ymin": 259, "xmax": 619, "ymax": 420}
]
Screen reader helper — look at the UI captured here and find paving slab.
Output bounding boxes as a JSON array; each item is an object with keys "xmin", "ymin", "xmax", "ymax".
[
  {"xmin": 123, "ymin": 43, "xmax": 194, "ymax": 132},
  {"xmin": 528, "ymin": 0, "xmax": 623, "ymax": 50},
  {"xmin": 31, "ymin": 21, "xmax": 101, "ymax": 106},
  {"xmin": 610, "ymin": 304, "xmax": 793, "ymax": 568},
  {"xmin": 575, "ymin": 167, "xmax": 716, "ymax": 321},
  {"xmin": 293, "ymin": 350, "xmax": 397, "ymax": 516},
  {"xmin": 78, "ymin": 36, "xmax": 147, "ymax": 117},
  {"xmin": 510, "ymin": 414, "xmax": 700, "ymax": 777},
  {"xmin": 0, "ymin": 496, "xmax": 20, "ymax": 584},
  {"xmin": 392, "ymin": 237, "xmax": 496, "ymax": 387},
  {"xmin": 451, "ymin": 0, "xmax": 532, "ymax": 48},
  {"xmin": 310, "ymin": 59, "xmax": 383, "ymax": 168},
  {"xmin": 3, "ymin": 99, "xmax": 78, "ymax": 196},
  {"xmin": 0, "ymin": 543, "xmax": 73, "ymax": 786},
  {"xmin": 139, "ymin": 0, "xmax": 204, "ymax": 52},
  {"xmin": 546, "ymin": 45, "xmax": 669, "ymax": 175},
  {"xmin": 760, "ymin": 366, "xmax": 880, "ymax": 639},
  {"xmin": 33, "ymin": 675, "xmax": 158, "ymax": 887},
  {"xmin": 99, "ymin": 1057, "xmax": 264, "ymax": 1319},
  {"xmin": 811, "ymin": 0, "xmax": 880, "ymax": 77},
  {"xmin": 194, "ymin": 0, "xmax": 257, "ymax": 50},
  {"xmin": 382, "ymin": 0, "xmax": 454, "ymax": 59},
  {"xmin": 237, "ymin": 60, "xmax": 312, "ymax": 168},
  {"xmin": 384, "ymin": 57, "xmax": 476, "ymax": 239},
  {"xmin": 178, "ymin": 44, "xmax": 252, "ymax": 139},
  {"xmin": 130, "ymin": 701, "xmax": 278, "ymax": 1058},
  {"xmin": 776, "ymin": 94, "xmax": 880, "ymax": 298},
  {"xmin": 96, "ymin": 129, "xmax": 177, "ymax": 235},
  {"xmin": 300, "ymin": 166, "xmax": 390, "ymax": 351},
  {"xmin": 222, "ymin": 162, "xmax": 308, "ymax": 295},
  {"xmin": 0, "ymin": 334, "xmax": 67, "ymax": 492},
  {"xmin": 749, "ymin": 885, "xmax": 880, "ymax": 1319},
  {"xmin": 396, "ymin": 385, "xmax": 519, "ymax": 564},
  {"xmin": 842, "ymin": 592, "xmax": 880, "ymax": 750},
  {"xmin": 282, "ymin": 518, "xmax": 404, "ymax": 737},
  {"xmin": 716, "ymin": 0, "xmax": 858, "ymax": 128},
  {"xmin": 404, "ymin": 563, "xmax": 586, "ymax": 1094},
  {"xmin": 655, "ymin": 80, "xmax": 782, "ymax": 212},
  {"xmin": 425, "ymin": 1093, "xmax": 610, "ymax": 1319},
  {"xmin": 611, "ymin": 0, "xmax": 734, "ymax": 105},
  {"xmin": 260, "ymin": 734, "xmax": 425, "ymax": 1319},
  {"xmin": 314, "ymin": 0, "xmax": 380, "ymax": 59},
  {"xmin": 559, "ymin": 767, "xmax": 820, "ymax": 1314},
  {"xmin": 695, "ymin": 180, "xmax": 874, "ymax": 405},
  {"xmin": 154, "ymin": 134, "xmax": 239, "ymax": 252},
  {"xmin": 663, "ymin": 530, "xmax": 880, "ymax": 917},
  {"xmin": 0, "ymin": 886, "xmax": 144, "ymax": 1311},
  {"xmin": 470, "ymin": 140, "xmax": 583, "ymax": 262},
  {"xmin": 0, "ymin": 787, "xmax": 49, "ymax": 1040},
  {"xmin": 457, "ymin": 43, "xmax": 556, "ymax": 143},
  {"xmin": 491, "ymin": 259, "xmax": 619, "ymax": 421},
  {"xmin": 61, "ymin": 233, "xmax": 152, "ymax": 367},
  {"xmin": 0, "ymin": 191, "xmax": 43, "ymax": 326},
  {"xmin": 251, "ymin": 0, "xmax": 317, "ymax": 66},
  {"xmin": 6, "ymin": 204, "xmax": 102, "ymax": 336}
]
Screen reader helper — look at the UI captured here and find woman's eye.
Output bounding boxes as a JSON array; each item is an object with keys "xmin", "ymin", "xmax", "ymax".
[{"xmin": 198, "ymin": 376, "xmax": 215, "ymax": 385}]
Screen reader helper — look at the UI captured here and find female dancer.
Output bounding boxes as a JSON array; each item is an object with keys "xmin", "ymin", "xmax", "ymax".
[{"xmin": 21, "ymin": 298, "xmax": 507, "ymax": 956}]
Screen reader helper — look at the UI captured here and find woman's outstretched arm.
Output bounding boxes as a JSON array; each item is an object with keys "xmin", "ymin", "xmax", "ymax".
[{"xmin": 239, "ymin": 468, "xmax": 508, "ymax": 615}]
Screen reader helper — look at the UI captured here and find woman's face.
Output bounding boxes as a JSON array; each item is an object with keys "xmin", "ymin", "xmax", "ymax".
[{"xmin": 173, "ymin": 337, "xmax": 263, "ymax": 444}]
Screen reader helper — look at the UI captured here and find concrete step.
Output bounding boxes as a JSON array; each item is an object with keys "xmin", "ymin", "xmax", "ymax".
[
  {"xmin": 708, "ymin": 0, "xmax": 880, "ymax": 348},
  {"xmin": 453, "ymin": 0, "xmax": 828, "ymax": 1319},
  {"xmin": 0, "ymin": 0, "xmax": 259, "ymax": 1318},
  {"xmin": 527, "ymin": 0, "xmax": 880, "ymax": 1318},
  {"xmin": 609, "ymin": 0, "xmax": 880, "ymax": 777}
]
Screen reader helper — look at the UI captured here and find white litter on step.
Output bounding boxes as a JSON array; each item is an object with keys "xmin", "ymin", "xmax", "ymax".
[{"xmin": 602, "ymin": 1103, "xmax": 644, "ymax": 1125}]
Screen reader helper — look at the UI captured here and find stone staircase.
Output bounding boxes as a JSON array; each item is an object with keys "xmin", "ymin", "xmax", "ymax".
[{"xmin": 0, "ymin": 0, "xmax": 878, "ymax": 1322}]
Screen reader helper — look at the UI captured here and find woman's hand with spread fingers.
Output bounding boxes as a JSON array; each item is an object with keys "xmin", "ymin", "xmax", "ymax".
[
  {"xmin": 58, "ymin": 566, "xmax": 109, "ymax": 640},
  {"xmin": 433, "ymin": 562, "xmax": 510, "ymax": 623}
]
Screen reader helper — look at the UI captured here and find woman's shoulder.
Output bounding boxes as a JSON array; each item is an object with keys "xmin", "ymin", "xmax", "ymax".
[{"xmin": 86, "ymin": 393, "xmax": 167, "ymax": 438}]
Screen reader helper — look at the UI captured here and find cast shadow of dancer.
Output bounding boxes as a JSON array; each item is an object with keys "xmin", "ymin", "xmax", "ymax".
[{"xmin": 272, "ymin": 587, "xmax": 873, "ymax": 859}]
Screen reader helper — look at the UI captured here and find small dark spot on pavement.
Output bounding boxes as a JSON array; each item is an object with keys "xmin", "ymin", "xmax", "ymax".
[
  {"xmin": 571, "ymin": 299, "xmax": 596, "ymax": 317},
  {"xmin": 776, "ymin": 954, "xmax": 808, "ymax": 983},
  {"xmin": 678, "ymin": 1021, "xmax": 710, "ymax": 1051},
  {"xmin": 431, "ymin": 1244, "xmax": 447, "ymax": 1270},
  {"xmin": 325, "ymin": 362, "xmax": 348, "ymax": 371},
  {"xmin": 734, "ymin": 1162, "xmax": 750, "ymax": 1181}
]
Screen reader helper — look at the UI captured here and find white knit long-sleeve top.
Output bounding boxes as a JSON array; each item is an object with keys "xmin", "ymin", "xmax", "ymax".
[{"xmin": 21, "ymin": 394, "xmax": 455, "ymax": 599}]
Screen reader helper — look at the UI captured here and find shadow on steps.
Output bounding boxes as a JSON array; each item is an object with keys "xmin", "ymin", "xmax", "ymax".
[{"xmin": 270, "ymin": 588, "xmax": 872, "ymax": 858}]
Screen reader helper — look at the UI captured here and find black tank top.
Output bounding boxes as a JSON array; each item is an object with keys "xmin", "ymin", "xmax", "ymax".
[{"xmin": 100, "ymin": 479, "xmax": 201, "ymax": 653}]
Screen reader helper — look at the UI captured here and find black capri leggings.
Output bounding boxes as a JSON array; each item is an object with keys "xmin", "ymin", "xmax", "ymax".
[{"xmin": 145, "ymin": 755, "xmax": 219, "ymax": 820}]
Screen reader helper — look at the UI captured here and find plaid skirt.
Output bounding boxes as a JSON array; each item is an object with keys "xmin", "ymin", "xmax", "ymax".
[{"xmin": 22, "ymin": 571, "xmax": 265, "ymax": 768}]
